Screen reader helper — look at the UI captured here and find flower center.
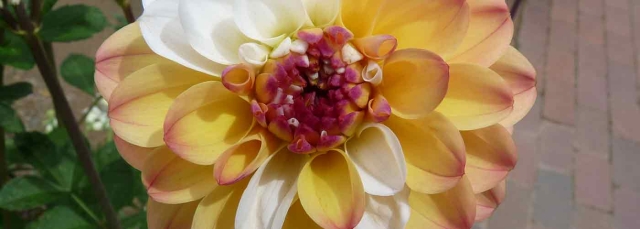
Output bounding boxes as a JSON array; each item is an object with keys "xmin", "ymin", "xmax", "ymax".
[{"xmin": 222, "ymin": 26, "xmax": 395, "ymax": 154}]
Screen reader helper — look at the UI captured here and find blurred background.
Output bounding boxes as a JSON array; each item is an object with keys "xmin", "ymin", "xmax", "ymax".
[{"xmin": 1, "ymin": 0, "xmax": 639, "ymax": 228}]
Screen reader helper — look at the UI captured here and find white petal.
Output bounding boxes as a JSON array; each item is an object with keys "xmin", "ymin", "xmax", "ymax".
[
  {"xmin": 139, "ymin": 0, "xmax": 225, "ymax": 76},
  {"xmin": 234, "ymin": 0, "xmax": 307, "ymax": 47},
  {"xmin": 355, "ymin": 187, "xmax": 411, "ymax": 229},
  {"xmin": 345, "ymin": 123, "xmax": 407, "ymax": 196},
  {"xmin": 239, "ymin": 43, "xmax": 271, "ymax": 68},
  {"xmin": 302, "ymin": 0, "xmax": 340, "ymax": 27},
  {"xmin": 362, "ymin": 60, "xmax": 383, "ymax": 86},
  {"xmin": 142, "ymin": 0, "xmax": 156, "ymax": 9},
  {"xmin": 179, "ymin": 0, "xmax": 253, "ymax": 65},
  {"xmin": 270, "ymin": 37, "xmax": 292, "ymax": 58},
  {"xmin": 235, "ymin": 151, "xmax": 308, "ymax": 229}
]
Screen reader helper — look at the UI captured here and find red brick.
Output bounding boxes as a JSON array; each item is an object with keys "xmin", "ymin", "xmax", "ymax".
[
  {"xmin": 538, "ymin": 122, "xmax": 574, "ymax": 174},
  {"xmin": 608, "ymin": 62, "xmax": 640, "ymax": 143},
  {"xmin": 579, "ymin": 0, "xmax": 604, "ymax": 16},
  {"xmin": 575, "ymin": 154, "xmax": 612, "ymax": 211},
  {"xmin": 574, "ymin": 108, "xmax": 610, "ymax": 157},
  {"xmin": 605, "ymin": 3, "xmax": 632, "ymax": 37},
  {"xmin": 578, "ymin": 14, "xmax": 605, "ymax": 46},
  {"xmin": 577, "ymin": 75, "xmax": 608, "ymax": 112},
  {"xmin": 572, "ymin": 207, "xmax": 613, "ymax": 229},
  {"xmin": 612, "ymin": 138, "xmax": 640, "ymax": 191},
  {"xmin": 614, "ymin": 188, "xmax": 640, "ymax": 229},
  {"xmin": 551, "ymin": 0, "xmax": 577, "ymax": 24}
]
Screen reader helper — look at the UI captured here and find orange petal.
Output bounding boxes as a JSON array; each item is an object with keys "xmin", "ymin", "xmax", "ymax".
[
  {"xmin": 490, "ymin": 46, "xmax": 538, "ymax": 126},
  {"xmin": 147, "ymin": 198, "xmax": 199, "ymax": 229},
  {"xmin": 475, "ymin": 180, "xmax": 506, "ymax": 222},
  {"xmin": 191, "ymin": 179, "xmax": 249, "ymax": 229},
  {"xmin": 340, "ymin": 0, "xmax": 470, "ymax": 58},
  {"xmin": 447, "ymin": 0, "xmax": 514, "ymax": 66},
  {"xmin": 164, "ymin": 81, "xmax": 253, "ymax": 165},
  {"xmin": 407, "ymin": 176, "xmax": 476, "ymax": 229},
  {"xmin": 382, "ymin": 49, "xmax": 449, "ymax": 119},
  {"xmin": 108, "ymin": 63, "xmax": 211, "ymax": 147},
  {"xmin": 298, "ymin": 149, "xmax": 366, "ymax": 229},
  {"xmin": 142, "ymin": 146, "xmax": 216, "ymax": 204},
  {"xmin": 113, "ymin": 135, "xmax": 156, "ymax": 170},
  {"xmin": 214, "ymin": 128, "xmax": 282, "ymax": 185},
  {"xmin": 95, "ymin": 22, "xmax": 171, "ymax": 101},
  {"xmin": 435, "ymin": 63, "xmax": 514, "ymax": 130},
  {"xmin": 461, "ymin": 124, "xmax": 517, "ymax": 193},
  {"xmin": 385, "ymin": 112, "xmax": 466, "ymax": 194}
]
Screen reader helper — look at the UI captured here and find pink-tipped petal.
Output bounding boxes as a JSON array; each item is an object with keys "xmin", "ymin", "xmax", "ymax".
[
  {"xmin": 221, "ymin": 64, "xmax": 256, "ymax": 95},
  {"xmin": 108, "ymin": 63, "xmax": 211, "ymax": 148},
  {"xmin": 475, "ymin": 180, "xmax": 506, "ymax": 222},
  {"xmin": 142, "ymin": 146, "xmax": 216, "ymax": 204},
  {"xmin": 385, "ymin": 112, "xmax": 466, "ymax": 194},
  {"xmin": 113, "ymin": 135, "xmax": 156, "ymax": 170},
  {"xmin": 366, "ymin": 94, "xmax": 391, "ymax": 123},
  {"xmin": 164, "ymin": 81, "xmax": 253, "ymax": 165},
  {"xmin": 461, "ymin": 124, "xmax": 517, "ymax": 193},
  {"xmin": 352, "ymin": 35, "xmax": 398, "ymax": 60},
  {"xmin": 407, "ymin": 176, "xmax": 476, "ymax": 229}
]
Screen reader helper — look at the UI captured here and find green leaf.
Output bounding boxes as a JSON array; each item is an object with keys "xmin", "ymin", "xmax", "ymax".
[
  {"xmin": 26, "ymin": 206, "xmax": 93, "ymax": 229},
  {"xmin": 42, "ymin": 0, "xmax": 59, "ymax": 15},
  {"xmin": 15, "ymin": 132, "xmax": 78, "ymax": 191},
  {"xmin": 95, "ymin": 141, "xmax": 137, "ymax": 210},
  {"xmin": 0, "ymin": 103, "xmax": 25, "ymax": 133},
  {"xmin": 0, "ymin": 31, "xmax": 35, "ymax": 70},
  {"xmin": 60, "ymin": 54, "xmax": 95, "ymax": 95},
  {"xmin": 120, "ymin": 209, "xmax": 148, "ymax": 229},
  {"xmin": 0, "ymin": 176, "xmax": 63, "ymax": 211},
  {"xmin": 0, "ymin": 82, "xmax": 33, "ymax": 103},
  {"xmin": 39, "ymin": 5, "xmax": 108, "ymax": 42}
]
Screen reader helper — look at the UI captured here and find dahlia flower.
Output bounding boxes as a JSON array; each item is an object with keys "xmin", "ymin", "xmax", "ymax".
[{"xmin": 95, "ymin": 0, "xmax": 536, "ymax": 228}]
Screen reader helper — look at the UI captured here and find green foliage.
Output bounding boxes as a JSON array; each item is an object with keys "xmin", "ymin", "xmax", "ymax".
[
  {"xmin": 0, "ymin": 82, "xmax": 34, "ymax": 103},
  {"xmin": 26, "ymin": 206, "xmax": 94, "ymax": 229},
  {"xmin": 0, "ymin": 177, "xmax": 63, "ymax": 211},
  {"xmin": 0, "ymin": 103, "xmax": 25, "ymax": 133},
  {"xmin": 0, "ymin": 31, "xmax": 36, "ymax": 70},
  {"xmin": 60, "ymin": 54, "xmax": 96, "ymax": 95},
  {"xmin": 40, "ymin": 5, "xmax": 108, "ymax": 42}
]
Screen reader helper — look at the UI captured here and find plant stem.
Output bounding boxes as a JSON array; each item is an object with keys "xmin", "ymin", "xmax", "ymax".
[
  {"xmin": 510, "ymin": 0, "xmax": 524, "ymax": 20},
  {"xmin": 0, "ymin": 28, "xmax": 12, "ymax": 229},
  {"xmin": 71, "ymin": 194, "xmax": 103, "ymax": 227},
  {"xmin": 14, "ymin": 3, "xmax": 122, "ymax": 229},
  {"xmin": 119, "ymin": 0, "xmax": 135, "ymax": 23}
]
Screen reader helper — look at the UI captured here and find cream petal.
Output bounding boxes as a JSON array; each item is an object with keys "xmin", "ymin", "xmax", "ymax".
[
  {"xmin": 234, "ymin": 0, "xmax": 307, "ymax": 47},
  {"xmin": 235, "ymin": 151, "xmax": 309, "ymax": 229},
  {"xmin": 345, "ymin": 123, "xmax": 407, "ymax": 196},
  {"xmin": 407, "ymin": 176, "xmax": 476, "ymax": 229},
  {"xmin": 302, "ymin": 0, "xmax": 341, "ymax": 27},
  {"xmin": 139, "ymin": 0, "xmax": 225, "ymax": 76},
  {"xmin": 191, "ymin": 180, "xmax": 249, "ymax": 229},
  {"xmin": 147, "ymin": 199, "xmax": 199, "ymax": 229},
  {"xmin": 355, "ymin": 187, "xmax": 410, "ymax": 229},
  {"xmin": 179, "ymin": 0, "xmax": 253, "ymax": 65}
]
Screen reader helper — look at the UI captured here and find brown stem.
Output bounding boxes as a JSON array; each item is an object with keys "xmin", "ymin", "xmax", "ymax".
[
  {"xmin": 30, "ymin": 0, "xmax": 42, "ymax": 22},
  {"xmin": 510, "ymin": 0, "xmax": 524, "ymax": 20},
  {"xmin": 119, "ymin": 1, "xmax": 135, "ymax": 24},
  {"xmin": 14, "ymin": 3, "xmax": 122, "ymax": 229}
]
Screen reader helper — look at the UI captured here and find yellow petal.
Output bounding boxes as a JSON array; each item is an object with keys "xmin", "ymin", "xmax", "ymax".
[
  {"xmin": 147, "ymin": 198, "xmax": 199, "ymax": 229},
  {"xmin": 142, "ymin": 146, "xmax": 216, "ymax": 204},
  {"xmin": 385, "ymin": 112, "xmax": 466, "ymax": 194},
  {"xmin": 108, "ymin": 63, "xmax": 211, "ymax": 147},
  {"xmin": 340, "ymin": 0, "xmax": 470, "ymax": 58},
  {"xmin": 381, "ymin": 49, "xmax": 449, "ymax": 119},
  {"xmin": 447, "ymin": 0, "xmax": 514, "ymax": 66},
  {"xmin": 191, "ymin": 179, "xmax": 249, "ymax": 229},
  {"xmin": 283, "ymin": 200, "xmax": 323, "ymax": 229},
  {"xmin": 298, "ymin": 149, "xmax": 366, "ymax": 229},
  {"xmin": 435, "ymin": 63, "xmax": 514, "ymax": 131},
  {"xmin": 407, "ymin": 176, "xmax": 476, "ymax": 229},
  {"xmin": 214, "ymin": 128, "xmax": 281, "ymax": 185},
  {"xmin": 164, "ymin": 81, "xmax": 253, "ymax": 165},
  {"xmin": 95, "ymin": 22, "xmax": 171, "ymax": 101},
  {"xmin": 490, "ymin": 46, "xmax": 538, "ymax": 126},
  {"xmin": 475, "ymin": 180, "xmax": 506, "ymax": 222},
  {"xmin": 113, "ymin": 135, "xmax": 156, "ymax": 170},
  {"xmin": 461, "ymin": 124, "xmax": 517, "ymax": 193}
]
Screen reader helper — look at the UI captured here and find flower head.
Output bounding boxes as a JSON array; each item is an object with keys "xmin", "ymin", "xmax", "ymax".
[{"xmin": 96, "ymin": 0, "xmax": 536, "ymax": 228}]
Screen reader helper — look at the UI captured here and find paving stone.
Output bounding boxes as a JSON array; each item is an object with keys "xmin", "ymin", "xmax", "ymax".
[
  {"xmin": 543, "ymin": 50, "xmax": 576, "ymax": 125},
  {"xmin": 614, "ymin": 188, "xmax": 640, "ymax": 229},
  {"xmin": 510, "ymin": 131, "xmax": 539, "ymax": 188},
  {"xmin": 538, "ymin": 122, "xmax": 574, "ymax": 174},
  {"xmin": 612, "ymin": 138, "xmax": 640, "ymax": 191},
  {"xmin": 574, "ymin": 108, "xmax": 610, "ymax": 157},
  {"xmin": 488, "ymin": 182, "xmax": 533, "ymax": 229},
  {"xmin": 532, "ymin": 170, "xmax": 573, "ymax": 229},
  {"xmin": 572, "ymin": 206, "xmax": 613, "ymax": 229},
  {"xmin": 575, "ymin": 154, "xmax": 612, "ymax": 211}
]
